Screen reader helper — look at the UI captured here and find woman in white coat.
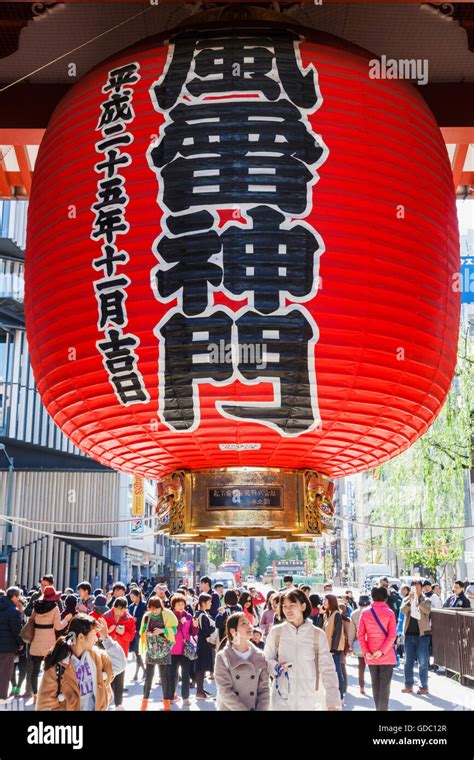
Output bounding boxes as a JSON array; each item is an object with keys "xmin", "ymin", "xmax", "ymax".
[{"xmin": 264, "ymin": 588, "xmax": 341, "ymax": 711}]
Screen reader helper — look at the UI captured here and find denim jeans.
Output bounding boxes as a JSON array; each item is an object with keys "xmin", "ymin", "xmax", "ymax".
[
  {"xmin": 404, "ymin": 634, "xmax": 430, "ymax": 689},
  {"xmin": 332, "ymin": 652, "xmax": 345, "ymax": 699}
]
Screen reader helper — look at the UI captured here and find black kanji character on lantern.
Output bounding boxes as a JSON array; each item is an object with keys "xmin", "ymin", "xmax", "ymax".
[
  {"xmin": 97, "ymin": 92, "xmax": 135, "ymax": 130},
  {"xmin": 93, "ymin": 245, "xmax": 129, "ymax": 277},
  {"xmin": 149, "ymin": 99, "xmax": 323, "ymax": 215},
  {"xmin": 92, "ymin": 206, "xmax": 129, "ymax": 243},
  {"xmin": 95, "ymin": 149, "xmax": 131, "ymax": 180},
  {"xmin": 94, "ymin": 276, "xmax": 130, "ymax": 328},
  {"xmin": 157, "ymin": 310, "xmax": 233, "ymax": 430},
  {"xmin": 97, "ymin": 329, "xmax": 149, "ymax": 404},
  {"xmin": 218, "ymin": 307, "xmax": 318, "ymax": 435},
  {"xmin": 153, "ymin": 211, "xmax": 222, "ymax": 315},
  {"xmin": 222, "ymin": 205, "xmax": 320, "ymax": 314},
  {"xmin": 151, "ymin": 29, "xmax": 318, "ymax": 110},
  {"xmin": 95, "ymin": 132, "xmax": 133, "ymax": 154},
  {"xmin": 103, "ymin": 63, "xmax": 140, "ymax": 94},
  {"xmin": 92, "ymin": 176, "xmax": 128, "ymax": 213}
]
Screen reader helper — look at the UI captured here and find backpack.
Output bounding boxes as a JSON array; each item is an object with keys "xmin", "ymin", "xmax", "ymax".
[{"xmin": 274, "ymin": 624, "xmax": 320, "ymax": 691}]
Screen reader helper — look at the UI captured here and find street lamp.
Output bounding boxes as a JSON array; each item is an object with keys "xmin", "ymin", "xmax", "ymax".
[{"xmin": 0, "ymin": 443, "xmax": 14, "ymax": 585}]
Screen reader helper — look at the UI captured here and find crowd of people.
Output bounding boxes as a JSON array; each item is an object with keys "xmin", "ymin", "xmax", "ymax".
[{"xmin": 0, "ymin": 572, "xmax": 471, "ymax": 712}]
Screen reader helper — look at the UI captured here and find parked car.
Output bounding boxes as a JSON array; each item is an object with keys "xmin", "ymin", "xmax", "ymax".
[{"xmin": 364, "ymin": 574, "xmax": 401, "ymax": 592}]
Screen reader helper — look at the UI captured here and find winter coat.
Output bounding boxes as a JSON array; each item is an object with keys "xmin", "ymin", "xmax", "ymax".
[
  {"xmin": 215, "ymin": 605, "xmax": 243, "ymax": 640},
  {"xmin": 209, "ymin": 591, "xmax": 221, "ymax": 620},
  {"xmin": 443, "ymin": 592, "xmax": 471, "ymax": 610},
  {"xmin": 138, "ymin": 609, "xmax": 178, "ymax": 657},
  {"xmin": 103, "ymin": 610, "xmax": 136, "ymax": 657},
  {"xmin": 128, "ymin": 600, "xmax": 147, "ymax": 653},
  {"xmin": 264, "ymin": 619, "xmax": 341, "ymax": 711},
  {"xmin": 36, "ymin": 637, "xmax": 125, "ymax": 711},
  {"xmin": 30, "ymin": 602, "xmax": 70, "ymax": 657},
  {"xmin": 401, "ymin": 594, "xmax": 432, "ymax": 636},
  {"xmin": 171, "ymin": 610, "xmax": 198, "ymax": 656},
  {"xmin": 215, "ymin": 642, "xmax": 270, "ymax": 711},
  {"xmin": 358, "ymin": 602, "xmax": 397, "ymax": 666},
  {"xmin": 260, "ymin": 609, "xmax": 275, "ymax": 638},
  {"xmin": 196, "ymin": 611, "xmax": 215, "ymax": 673},
  {"xmin": 0, "ymin": 596, "xmax": 22, "ymax": 654},
  {"xmin": 322, "ymin": 611, "xmax": 345, "ymax": 653}
]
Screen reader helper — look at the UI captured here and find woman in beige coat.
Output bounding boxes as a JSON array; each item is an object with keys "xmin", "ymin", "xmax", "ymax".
[
  {"xmin": 214, "ymin": 612, "xmax": 269, "ymax": 711},
  {"xmin": 30, "ymin": 586, "xmax": 72, "ymax": 699}
]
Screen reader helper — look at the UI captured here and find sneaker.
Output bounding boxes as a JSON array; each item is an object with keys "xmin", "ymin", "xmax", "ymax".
[
  {"xmin": 417, "ymin": 688, "xmax": 429, "ymax": 695},
  {"xmin": 401, "ymin": 687, "xmax": 413, "ymax": 693},
  {"xmin": 115, "ymin": 705, "xmax": 125, "ymax": 711},
  {"xmin": 172, "ymin": 694, "xmax": 180, "ymax": 702},
  {"xmin": 182, "ymin": 698, "xmax": 191, "ymax": 706},
  {"xmin": 163, "ymin": 699, "xmax": 171, "ymax": 711},
  {"xmin": 359, "ymin": 688, "xmax": 366, "ymax": 695},
  {"xmin": 140, "ymin": 698, "xmax": 148, "ymax": 711},
  {"xmin": 196, "ymin": 691, "xmax": 208, "ymax": 700},
  {"xmin": 132, "ymin": 675, "xmax": 139, "ymax": 682}
]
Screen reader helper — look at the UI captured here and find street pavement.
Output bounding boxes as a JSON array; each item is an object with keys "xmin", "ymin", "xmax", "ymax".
[{"xmin": 10, "ymin": 652, "xmax": 472, "ymax": 712}]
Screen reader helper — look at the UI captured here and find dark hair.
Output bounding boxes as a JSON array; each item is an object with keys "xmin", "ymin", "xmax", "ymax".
[
  {"xmin": 224, "ymin": 590, "xmax": 238, "ymax": 607},
  {"xmin": 454, "ymin": 580, "xmax": 465, "ymax": 589},
  {"xmin": 6, "ymin": 586, "xmax": 21, "ymax": 600},
  {"xmin": 113, "ymin": 582, "xmax": 126, "ymax": 592},
  {"xmin": 309, "ymin": 593, "xmax": 322, "ymax": 608},
  {"xmin": 63, "ymin": 594, "xmax": 78, "ymax": 615},
  {"xmin": 200, "ymin": 576, "xmax": 212, "ymax": 589},
  {"xmin": 252, "ymin": 627, "xmax": 262, "ymax": 636},
  {"xmin": 323, "ymin": 594, "xmax": 339, "ymax": 615},
  {"xmin": 170, "ymin": 593, "xmax": 187, "ymax": 610},
  {"xmin": 198, "ymin": 593, "xmax": 212, "ymax": 608},
  {"xmin": 300, "ymin": 585, "xmax": 311, "ymax": 593},
  {"xmin": 130, "ymin": 588, "xmax": 142, "ymax": 600},
  {"xmin": 279, "ymin": 588, "xmax": 311, "ymax": 620},
  {"xmin": 239, "ymin": 592, "xmax": 254, "ymax": 613},
  {"xmin": 214, "ymin": 582, "xmax": 224, "ymax": 589},
  {"xmin": 44, "ymin": 614, "xmax": 98, "ymax": 670},
  {"xmin": 93, "ymin": 588, "xmax": 104, "ymax": 597},
  {"xmin": 371, "ymin": 586, "xmax": 388, "ymax": 602},
  {"xmin": 400, "ymin": 586, "xmax": 410, "ymax": 597},
  {"xmin": 379, "ymin": 577, "xmax": 389, "ymax": 584},
  {"xmin": 283, "ymin": 575, "xmax": 293, "ymax": 584},
  {"xmin": 77, "ymin": 582, "xmax": 92, "ymax": 594},
  {"xmin": 218, "ymin": 611, "xmax": 248, "ymax": 651},
  {"xmin": 42, "ymin": 575, "xmax": 54, "ymax": 584},
  {"xmin": 265, "ymin": 590, "xmax": 276, "ymax": 610},
  {"xmin": 147, "ymin": 595, "xmax": 164, "ymax": 611},
  {"xmin": 112, "ymin": 596, "xmax": 128, "ymax": 609}
]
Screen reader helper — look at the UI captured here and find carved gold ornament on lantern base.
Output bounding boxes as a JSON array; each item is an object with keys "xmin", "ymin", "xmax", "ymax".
[{"xmin": 156, "ymin": 468, "xmax": 335, "ymax": 542}]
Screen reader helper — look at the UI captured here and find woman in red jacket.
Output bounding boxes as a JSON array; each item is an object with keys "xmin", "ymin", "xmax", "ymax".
[
  {"xmin": 358, "ymin": 586, "xmax": 397, "ymax": 711},
  {"xmin": 103, "ymin": 597, "xmax": 136, "ymax": 711}
]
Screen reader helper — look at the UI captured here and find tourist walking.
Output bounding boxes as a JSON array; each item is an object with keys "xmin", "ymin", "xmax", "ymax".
[{"xmin": 358, "ymin": 586, "xmax": 397, "ymax": 711}]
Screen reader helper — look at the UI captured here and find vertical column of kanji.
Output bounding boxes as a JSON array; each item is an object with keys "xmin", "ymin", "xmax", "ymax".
[
  {"xmin": 91, "ymin": 62, "xmax": 150, "ymax": 406},
  {"xmin": 148, "ymin": 29, "xmax": 327, "ymax": 438}
]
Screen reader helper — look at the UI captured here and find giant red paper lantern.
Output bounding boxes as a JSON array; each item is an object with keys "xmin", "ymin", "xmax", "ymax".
[{"xmin": 25, "ymin": 18, "xmax": 460, "ymax": 489}]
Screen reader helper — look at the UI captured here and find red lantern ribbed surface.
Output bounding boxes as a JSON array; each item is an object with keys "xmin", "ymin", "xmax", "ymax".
[{"xmin": 25, "ymin": 24, "xmax": 460, "ymax": 479}]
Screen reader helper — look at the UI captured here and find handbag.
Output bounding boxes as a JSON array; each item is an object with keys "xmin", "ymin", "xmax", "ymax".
[
  {"xmin": 20, "ymin": 613, "xmax": 35, "ymax": 644},
  {"xmin": 369, "ymin": 607, "xmax": 399, "ymax": 665},
  {"xmin": 145, "ymin": 615, "xmax": 172, "ymax": 662},
  {"xmin": 184, "ymin": 637, "xmax": 198, "ymax": 660}
]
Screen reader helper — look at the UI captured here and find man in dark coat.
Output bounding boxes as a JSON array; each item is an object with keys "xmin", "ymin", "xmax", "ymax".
[
  {"xmin": 0, "ymin": 586, "xmax": 22, "ymax": 700},
  {"xmin": 443, "ymin": 580, "xmax": 471, "ymax": 609}
]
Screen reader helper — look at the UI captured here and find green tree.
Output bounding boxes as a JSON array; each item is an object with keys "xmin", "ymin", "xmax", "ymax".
[
  {"xmin": 257, "ymin": 545, "xmax": 269, "ymax": 577},
  {"xmin": 206, "ymin": 540, "xmax": 225, "ymax": 568},
  {"xmin": 369, "ymin": 328, "xmax": 473, "ymax": 580}
]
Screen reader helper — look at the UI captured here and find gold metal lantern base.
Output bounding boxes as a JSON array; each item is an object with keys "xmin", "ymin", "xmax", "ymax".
[{"xmin": 156, "ymin": 468, "xmax": 335, "ymax": 542}]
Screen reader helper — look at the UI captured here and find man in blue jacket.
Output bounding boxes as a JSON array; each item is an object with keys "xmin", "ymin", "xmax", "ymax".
[{"xmin": 0, "ymin": 586, "xmax": 22, "ymax": 701}]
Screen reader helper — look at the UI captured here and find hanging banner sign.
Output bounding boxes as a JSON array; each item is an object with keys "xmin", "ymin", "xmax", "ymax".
[{"xmin": 132, "ymin": 475, "xmax": 145, "ymax": 515}]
